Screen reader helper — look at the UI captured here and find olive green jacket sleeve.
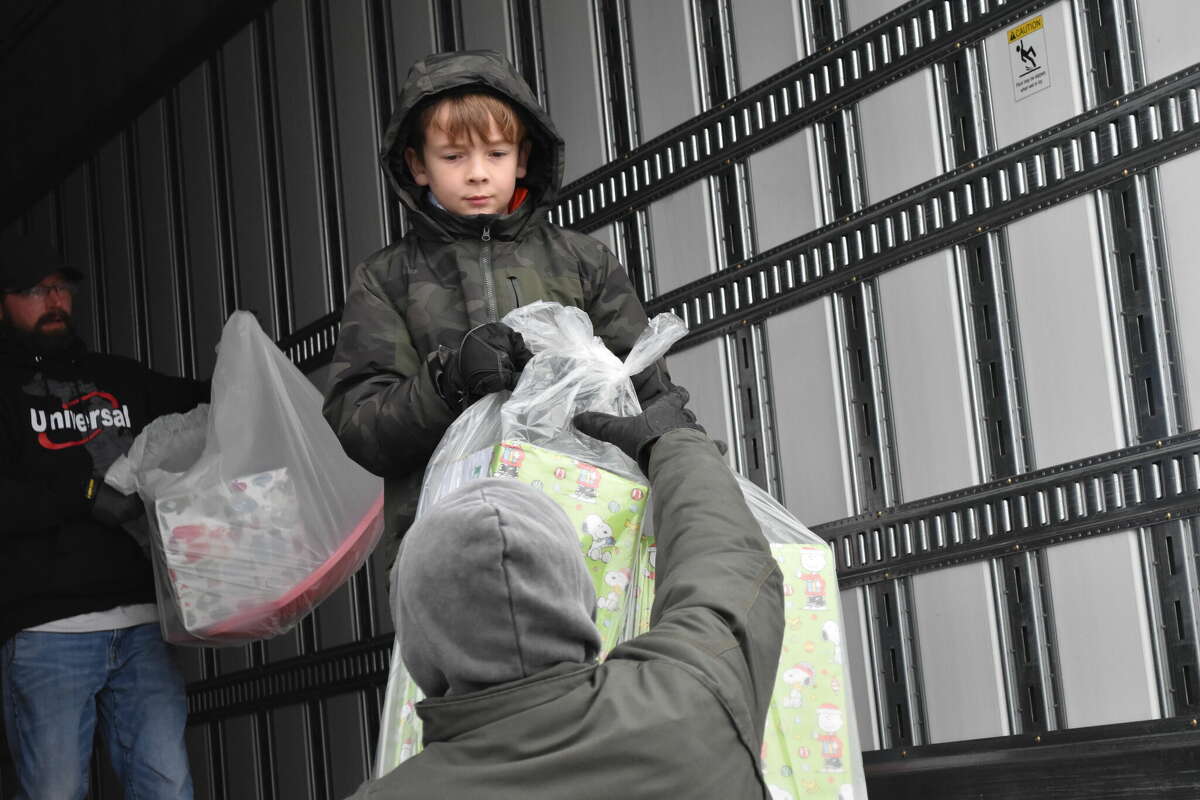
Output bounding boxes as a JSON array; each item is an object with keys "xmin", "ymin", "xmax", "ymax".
[
  {"xmin": 611, "ymin": 428, "xmax": 785, "ymax": 755},
  {"xmin": 322, "ymin": 261, "xmax": 455, "ymax": 478}
]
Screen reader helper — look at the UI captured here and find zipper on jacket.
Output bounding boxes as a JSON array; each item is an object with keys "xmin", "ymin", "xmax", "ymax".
[
  {"xmin": 506, "ymin": 276, "xmax": 521, "ymax": 307},
  {"xmin": 480, "ymin": 225, "xmax": 499, "ymax": 322}
]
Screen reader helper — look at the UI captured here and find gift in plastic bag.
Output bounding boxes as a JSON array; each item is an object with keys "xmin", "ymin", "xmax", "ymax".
[
  {"xmin": 374, "ymin": 302, "xmax": 867, "ymax": 799},
  {"xmin": 107, "ymin": 311, "xmax": 385, "ymax": 644}
]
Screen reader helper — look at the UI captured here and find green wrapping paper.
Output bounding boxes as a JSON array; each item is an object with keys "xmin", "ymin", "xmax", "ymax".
[
  {"xmin": 377, "ymin": 441, "xmax": 651, "ymax": 767},
  {"xmin": 761, "ymin": 543, "xmax": 861, "ymax": 800}
]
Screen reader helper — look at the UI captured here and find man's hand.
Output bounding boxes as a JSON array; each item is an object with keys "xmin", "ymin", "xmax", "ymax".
[
  {"xmin": 438, "ymin": 322, "xmax": 533, "ymax": 410},
  {"xmin": 87, "ymin": 480, "xmax": 145, "ymax": 528},
  {"xmin": 573, "ymin": 385, "xmax": 704, "ymax": 473}
]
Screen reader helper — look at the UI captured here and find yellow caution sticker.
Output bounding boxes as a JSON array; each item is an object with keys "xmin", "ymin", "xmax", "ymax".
[
  {"xmin": 1007, "ymin": 14, "xmax": 1051, "ymax": 102},
  {"xmin": 1008, "ymin": 15, "xmax": 1045, "ymax": 43}
]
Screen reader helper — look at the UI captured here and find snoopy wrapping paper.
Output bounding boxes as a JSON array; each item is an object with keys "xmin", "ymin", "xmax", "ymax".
[{"xmin": 761, "ymin": 542, "xmax": 864, "ymax": 800}]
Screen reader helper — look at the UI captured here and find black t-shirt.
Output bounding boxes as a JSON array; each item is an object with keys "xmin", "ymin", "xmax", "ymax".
[{"xmin": 0, "ymin": 336, "xmax": 208, "ymax": 643}]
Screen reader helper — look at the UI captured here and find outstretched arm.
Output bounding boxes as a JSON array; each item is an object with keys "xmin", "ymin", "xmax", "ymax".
[{"xmin": 573, "ymin": 393, "xmax": 783, "ymax": 740}]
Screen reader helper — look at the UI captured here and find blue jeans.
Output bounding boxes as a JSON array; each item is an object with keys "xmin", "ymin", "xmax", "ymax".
[{"xmin": 1, "ymin": 624, "xmax": 193, "ymax": 800}]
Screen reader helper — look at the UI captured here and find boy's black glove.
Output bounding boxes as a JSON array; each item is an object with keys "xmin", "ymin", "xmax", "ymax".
[
  {"xmin": 86, "ymin": 479, "xmax": 145, "ymax": 528},
  {"xmin": 437, "ymin": 322, "xmax": 534, "ymax": 411},
  {"xmin": 573, "ymin": 385, "xmax": 704, "ymax": 474}
]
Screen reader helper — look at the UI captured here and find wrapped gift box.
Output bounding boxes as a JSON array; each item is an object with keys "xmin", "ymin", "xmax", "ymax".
[
  {"xmin": 453, "ymin": 441, "xmax": 651, "ymax": 655},
  {"xmin": 153, "ymin": 468, "xmax": 383, "ymax": 642},
  {"xmin": 760, "ymin": 542, "xmax": 863, "ymax": 800}
]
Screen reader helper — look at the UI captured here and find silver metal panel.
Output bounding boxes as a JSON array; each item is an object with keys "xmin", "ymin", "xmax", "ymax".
[
  {"xmin": 592, "ymin": 225, "xmax": 616, "ymax": 254},
  {"xmin": 628, "ymin": 0, "xmax": 699, "ymax": 140},
  {"xmin": 540, "ymin": 0, "xmax": 606, "ymax": 182},
  {"xmin": 983, "ymin": 1, "xmax": 1085, "ymax": 150},
  {"xmin": 461, "ymin": 0, "xmax": 511, "ymax": 54},
  {"xmin": 857, "ymin": 70, "xmax": 944, "ymax": 202},
  {"xmin": 25, "ymin": 193, "xmax": 56, "ymax": 244},
  {"xmin": 371, "ymin": 550, "xmax": 396, "ymax": 635},
  {"xmin": 221, "ymin": 26, "xmax": 278, "ymax": 338},
  {"xmin": 95, "ymin": 136, "xmax": 137, "ymax": 359},
  {"xmin": 731, "ymin": 0, "xmax": 806, "ymax": 85},
  {"xmin": 60, "ymin": 166, "xmax": 98, "ymax": 349},
  {"xmin": 1006, "ymin": 197, "xmax": 1125, "ymax": 467},
  {"xmin": 185, "ymin": 727, "xmax": 214, "ymax": 800},
  {"xmin": 646, "ymin": 181, "xmax": 717, "ymax": 294},
  {"xmin": 268, "ymin": 627, "xmax": 303, "ymax": 663},
  {"xmin": 665, "ymin": 338, "xmax": 736, "ymax": 462},
  {"xmin": 274, "ymin": 0, "xmax": 333, "ymax": 326},
  {"xmin": 1136, "ymin": 0, "xmax": 1200, "ymax": 84},
  {"xmin": 1044, "ymin": 532, "xmax": 1160, "ymax": 726},
  {"xmin": 746, "ymin": 129, "xmax": 822, "ymax": 251},
  {"xmin": 177, "ymin": 64, "xmax": 226, "ymax": 377},
  {"xmin": 389, "ymin": 0, "xmax": 435, "ymax": 75},
  {"xmin": 317, "ymin": 578, "xmax": 359, "ymax": 649},
  {"xmin": 877, "ymin": 252, "xmax": 979, "ymax": 500},
  {"xmin": 327, "ymin": 692, "xmax": 370, "ymax": 796},
  {"xmin": 840, "ymin": 586, "xmax": 881, "ymax": 751},
  {"xmin": 1153, "ymin": 151, "xmax": 1200, "ymax": 429},
  {"xmin": 134, "ymin": 102, "xmax": 186, "ymax": 374},
  {"xmin": 845, "ymin": 0, "xmax": 907, "ymax": 34},
  {"xmin": 764, "ymin": 299, "xmax": 853, "ymax": 525},
  {"xmin": 218, "ymin": 645, "xmax": 251, "ymax": 675},
  {"xmin": 178, "ymin": 648, "xmax": 207, "ymax": 684},
  {"xmin": 222, "ymin": 715, "xmax": 261, "ymax": 796},
  {"xmin": 271, "ymin": 705, "xmax": 315, "ymax": 799},
  {"xmin": 330, "ymin": 0, "xmax": 388, "ymax": 281},
  {"xmin": 911, "ymin": 563, "xmax": 1010, "ymax": 742}
]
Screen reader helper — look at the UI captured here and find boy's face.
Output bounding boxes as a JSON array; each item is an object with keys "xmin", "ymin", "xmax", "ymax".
[{"xmin": 405, "ymin": 113, "xmax": 531, "ymax": 216}]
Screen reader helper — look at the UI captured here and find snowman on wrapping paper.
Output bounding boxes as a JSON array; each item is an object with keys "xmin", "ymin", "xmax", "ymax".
[
  {"xmin": 797, "ymin": 548, "xmax": 828, "ymax": 610},
  {"xmin": 583, "ymin": 515, "xmax": 617, "ymax": 562},
  {"xmin": 815, "ymin": 703, "xmax": 845, "ymax": 773}
]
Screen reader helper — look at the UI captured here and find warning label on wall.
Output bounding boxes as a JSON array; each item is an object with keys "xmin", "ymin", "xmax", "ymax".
[{"xmin": 1008, "ymin": 15, "xmax": 1051, "ymax": 102}]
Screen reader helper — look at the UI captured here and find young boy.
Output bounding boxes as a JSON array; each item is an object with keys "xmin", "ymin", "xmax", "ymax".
[{"xmin": 323, "ymin": 50, "xmax": 670, "ymax": 569}]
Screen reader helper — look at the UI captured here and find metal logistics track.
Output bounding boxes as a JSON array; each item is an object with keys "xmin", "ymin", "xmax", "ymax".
[
  {"xmin": 814, "ymin": 430, "xmax": 1200, "ymax": 589},
  {"xmin": 553, "ymin": 0, "xmax": 1055, "ymax": 233},
  {"xmin": 188, "ymin": 431, "xmax": 1200, "ymax": 718},
  {"xmin": 187, "ymin": 635, "xmax": 391, "ymax": 723},
  {"xmin": 645, "ymin": 65, "xmax": 1200, "ymax": 349}
]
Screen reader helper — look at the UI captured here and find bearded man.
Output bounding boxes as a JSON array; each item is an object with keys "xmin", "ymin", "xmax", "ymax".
[{"xmin": 0, "ymin": 235, "xmax": 206, "ymax": 799}]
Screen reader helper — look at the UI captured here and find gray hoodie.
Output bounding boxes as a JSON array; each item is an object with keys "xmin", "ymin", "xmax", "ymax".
[
  {"xmin": 351, "ymin": 429, "xmax": 784, "ymax": 800},
  {"xmin": 394, "ymin": 479, "xmax": 601, "ymax": 697}
]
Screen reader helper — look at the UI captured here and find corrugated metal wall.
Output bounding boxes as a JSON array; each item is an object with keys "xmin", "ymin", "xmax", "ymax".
[{"xmin": 5, "ymin": 0, "xmax": 1200, "ymax": 797}]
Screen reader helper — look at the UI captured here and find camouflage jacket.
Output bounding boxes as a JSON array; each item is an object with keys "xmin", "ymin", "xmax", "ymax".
[{"xmin": 323, "ymin": 50, "xmax": 658, "ymax": 567}]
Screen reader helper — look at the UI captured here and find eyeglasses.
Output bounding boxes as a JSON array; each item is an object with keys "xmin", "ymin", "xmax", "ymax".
[{"xmin": 7, "ymin": 282, "xmax": 79, "ymax": 300}]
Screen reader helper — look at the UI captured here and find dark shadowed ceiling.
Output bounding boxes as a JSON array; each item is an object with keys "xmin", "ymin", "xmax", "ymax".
[{"xmin": 0, "ymin": 0, "xmax": 274, "ymax": 229}]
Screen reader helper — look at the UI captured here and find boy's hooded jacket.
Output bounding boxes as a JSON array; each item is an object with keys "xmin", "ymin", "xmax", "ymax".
[
  {"xmin": 0, "ymin": 331, "xmax": 206, "ymax": 644},
  {"xmin": 323, "ymin": 50, "xmax": 660, "ymax": 565}
]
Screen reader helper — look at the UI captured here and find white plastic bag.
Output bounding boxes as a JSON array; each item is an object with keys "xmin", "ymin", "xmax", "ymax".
[
  {"xmin": 108, "ymin": 311, "xmax": 385, "ymax": 645},
  {"xmin": 374, "ymin": 302, "xmax": 867, "ymax": 799}
]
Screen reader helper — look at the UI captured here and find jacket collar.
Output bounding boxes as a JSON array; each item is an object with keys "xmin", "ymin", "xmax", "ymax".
[
  {"xmin": 411, "ymin": 189, "xmax": 538, "ymax": 243},
  {"xmin": 416, "ymin": 662, "xmax": 595, "ymax": 742}
]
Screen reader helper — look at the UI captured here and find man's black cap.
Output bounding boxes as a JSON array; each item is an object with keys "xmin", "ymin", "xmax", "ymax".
[{"xmin": 0, "ymin": 235, "xmax": 84, "ymax": 292}]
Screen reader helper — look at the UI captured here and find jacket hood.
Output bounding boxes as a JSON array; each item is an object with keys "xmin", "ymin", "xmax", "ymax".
[
  {"xmin": 392, "ymin": 478, "xmax": 600, "ymax": 698},
  {"xmin": 380, "ymin": 50, "xmax": 564, "ymax": 235}
]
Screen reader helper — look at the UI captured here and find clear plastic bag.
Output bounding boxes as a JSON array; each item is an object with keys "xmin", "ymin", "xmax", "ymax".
[
  {"xmin": 107, "ymin": 311, "xmax": 385, "ymax": 645},
  {"xmin": 374, "ymin": 302, "xmax": 867, "ymax": 799}
]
